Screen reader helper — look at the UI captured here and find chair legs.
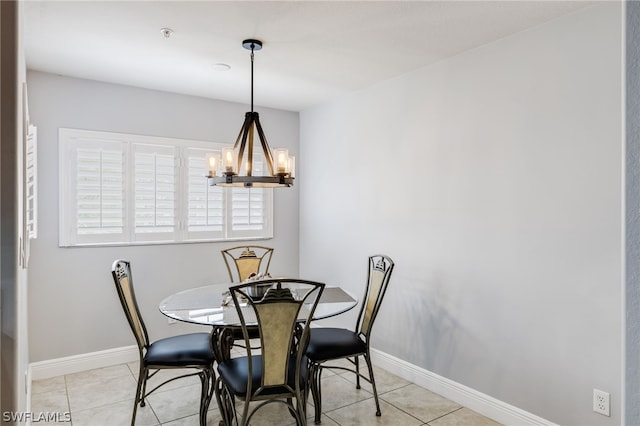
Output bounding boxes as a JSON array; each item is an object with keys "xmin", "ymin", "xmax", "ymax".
[
  {"xmin": 131, "ymin": 364, "xmax": 147, "ymax": 426},
  {"xmin": 363, "ymin": 352, "xmax": 381, "ymax": 417},
  {"xmin": 310, "ymin": 363, "xmax": 323, "ymax": 424},
  {"xmin": 215, "ymin": 378, "xmax": 308, "ymax": 426},
  {"xmin": 199, "ymin": 369, "xmax": 215, "ymax": 426},
  {"xmin": 132, "ymin": 364, "xmax": 215, "ymax": 426},
  {"xmin": 310, "ymin": 352, "xmax": 381, "ymax": 424},
  {"xmin": 287, "ymin": 395, "xmax": 308, "ymax": 425},
  {"xmin": 214, "ymin": 376, "xmax": 236, "ymax": 426}
]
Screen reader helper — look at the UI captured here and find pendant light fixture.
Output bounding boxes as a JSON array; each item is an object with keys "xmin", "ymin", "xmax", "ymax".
[{"xmin": 207, "ymin": 39, "xmax": 294, "ymax": 188}]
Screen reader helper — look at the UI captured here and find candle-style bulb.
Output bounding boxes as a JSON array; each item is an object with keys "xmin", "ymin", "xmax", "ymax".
[
  {"xmin": 222, "ymin": 147, "xmax": 235, "ymax": 174},
  {"xmin": 274, "ymin": 148, "xmax": 289, "ymax": 175},
  {"xmin": 206, "ymin": 153, "xmax": 219, "ymax": 177}
]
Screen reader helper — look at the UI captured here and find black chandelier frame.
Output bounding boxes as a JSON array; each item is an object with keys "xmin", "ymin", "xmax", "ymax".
[{"xmin": 208, "ymin": 39, "xmax": 294, "ymax": 188}]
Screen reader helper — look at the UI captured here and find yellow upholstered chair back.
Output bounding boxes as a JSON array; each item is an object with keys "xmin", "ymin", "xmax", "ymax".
[
  {"xmin": 111, "ymin": 259, "xmax": 150, "ymax": 352},
  {"xmin": 221, "ymin": 246, "xmax": 274, "ymax": 282},
  {"xmin": 357, "ymin": 255, "xmax": 395, "ymax": 338}
]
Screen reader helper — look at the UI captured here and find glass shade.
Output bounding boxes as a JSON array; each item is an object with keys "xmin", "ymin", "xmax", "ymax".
[
  {"xmin": 206, "ymin": 152, "xmax": 220, "ymax": 177},
  {"xmin": 288, "ymin": 156, "xmax": 295, "ymax": 178},
  {"xmin": 274, "ymin": 148, "xmax": 289, "ymax": 175},
  {"xmin": 221, "ymin": 147, "xmax": 236, "ymax": 174},
  {"xmin": 273, "ymin": 148, "xmax": 289, "ymax": 175}
]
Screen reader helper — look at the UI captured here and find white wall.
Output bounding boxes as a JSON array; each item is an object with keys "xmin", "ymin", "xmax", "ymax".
[
  {"xmin": 26, "ymin": 71, "xmax": 300, "ymax": 362},
  {"xmin": 300, "ymin": 4, "xmax": 622, "ymax": 425}
]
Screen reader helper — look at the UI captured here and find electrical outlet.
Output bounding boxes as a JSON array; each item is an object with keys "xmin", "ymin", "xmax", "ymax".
[{"xmin": 593, "ymin": 389, "xmax": 610, "ymax": 417}]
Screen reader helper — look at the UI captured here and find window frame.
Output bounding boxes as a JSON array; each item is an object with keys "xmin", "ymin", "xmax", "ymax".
[{"xmin": 59, "ymin": 128, "xmax": 274, "ymax": 247}]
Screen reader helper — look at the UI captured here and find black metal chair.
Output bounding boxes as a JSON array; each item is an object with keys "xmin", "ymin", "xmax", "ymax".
[
  {"xmin": 111, "ymin": 259, "xmax": 215, "ymax": 426},
  {"xmin": 221, "ymin": 245, "xmax": 274, "ymax": 283},
  {"xmin": 306, "ymin": 254, "xmax": 395, "ymax": 424},
  {"xmin": 214, "ymin": 278, "xmax": 325, "ymax": 426}
]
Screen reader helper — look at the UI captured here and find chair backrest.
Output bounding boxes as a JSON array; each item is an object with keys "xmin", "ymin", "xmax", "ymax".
[
  {"xmin": 111, "ymin": 259, "xmax": 150, "ymax": 353},
  {"xmin": 230, "ymin": 278, "xmax": 324, "ymax": 396},
  {"xmin": 221, "ymin": 246, "xmax": 274, "ymax": 282},
  {"xmin": 356, "ymin": 255, "xmax": 395, "ymax": 338}
]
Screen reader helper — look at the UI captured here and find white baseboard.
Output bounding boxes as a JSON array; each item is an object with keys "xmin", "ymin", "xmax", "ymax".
[
  {"xmin": 29, "ymin": 345, "xmax": 138, "ymax": 381},
  {"xmin": 370, "ymin": 348, "xmax": 557, "ymax": 426}
]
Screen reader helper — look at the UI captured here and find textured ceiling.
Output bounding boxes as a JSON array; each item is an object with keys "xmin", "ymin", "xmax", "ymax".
[{"xmin": 24, "ymin": 1, "xmax": 593, "ymax": 111}]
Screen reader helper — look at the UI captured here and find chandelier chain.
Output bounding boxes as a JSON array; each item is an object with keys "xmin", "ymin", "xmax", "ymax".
[{"xmin": 250, "ymin": 45, "xmax": 255, "ymax": 113}]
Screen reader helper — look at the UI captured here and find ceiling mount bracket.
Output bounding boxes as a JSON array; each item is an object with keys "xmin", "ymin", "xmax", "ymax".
[{"xmin": 242, "ymin": 39, "xmax": 263, "ymax": 51}]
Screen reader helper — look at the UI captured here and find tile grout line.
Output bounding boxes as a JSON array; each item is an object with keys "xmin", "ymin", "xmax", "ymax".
[
  {"xmin": 63, "ymin": 374, "xmax": 73, "ymax": 426},
  {"xmin": 321, "ymin": 381, "xmax": 420, "ymax": 425},
  {"xmin": 423, "ymin": 406, "xmax": 465, "ymax": 425},
  {"xmin": 378, "ymin": 385, "xmax": 433, "ymax": 425}
]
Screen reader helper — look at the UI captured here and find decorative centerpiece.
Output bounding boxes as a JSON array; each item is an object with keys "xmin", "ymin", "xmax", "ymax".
[{"xmin": 245, "ymin": 272, "xmax": 272, "ymax": 300}]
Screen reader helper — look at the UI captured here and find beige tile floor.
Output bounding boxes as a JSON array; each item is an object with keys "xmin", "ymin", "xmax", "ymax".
[{"xmin": 31, "ymin": 355, "xmax": 502, "ymax": 426}]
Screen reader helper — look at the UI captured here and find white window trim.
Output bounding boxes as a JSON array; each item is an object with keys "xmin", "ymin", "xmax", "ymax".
[{"xmin": 59, "ymin": 128, "xmax": 273, "ymax": 247}]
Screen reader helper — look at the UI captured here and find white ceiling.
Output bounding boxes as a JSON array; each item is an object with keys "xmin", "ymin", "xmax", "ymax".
[{"xmin": 24, "ymin": 1, "xmax": 594, "ymax": 112}]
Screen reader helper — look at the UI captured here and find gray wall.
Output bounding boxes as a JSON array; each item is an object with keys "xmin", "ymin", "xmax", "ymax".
[
  {"xmin": 26, "ymin": 71, "xmax": 300, "ymax": 362},
  {"xmin": 300, "ymin": 4, "xmax": 622, "ymax": 425},
  {"xmin": 626, "ymin": 1, "xmax": 640, "ymax": 424}
]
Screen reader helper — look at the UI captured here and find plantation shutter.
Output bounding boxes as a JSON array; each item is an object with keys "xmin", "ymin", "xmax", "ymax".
[
  {"xmin": 228, "ymin": 156, "xmax": 273, "ymax": 238},
  {"xmin": 76, "ymin": 146, "xmax": 125, "ymax": 234},
  {"xmin": 133, "ymin": 144, "xmax": 177, "ymax": 239},
  {"xmin": 25, "ymin": 125, "xmax": 38, "ymax": 239},
  {"xmin": 231, "ymin": 188, "xmax": 265, "ymax": 231},
  {"xmin": 59, "ymin": 135, "xmax": 127, "ymax": 246},
  {"xmin": 186, "ymin": 148, "xmax": 224, "ymax": 239}
]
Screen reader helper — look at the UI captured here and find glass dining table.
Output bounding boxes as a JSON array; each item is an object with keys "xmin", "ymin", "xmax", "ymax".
[{"xmin": 158, "ymin": 281, "xmax": 358, "ymax": 359}]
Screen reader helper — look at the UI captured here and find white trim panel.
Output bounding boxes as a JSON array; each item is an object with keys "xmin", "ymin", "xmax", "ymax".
[{"xmin": 29, "ymin": 345, "xmax": 138, "ymax": 381}]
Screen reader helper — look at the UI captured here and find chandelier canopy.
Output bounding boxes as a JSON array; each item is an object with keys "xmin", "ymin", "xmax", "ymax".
[{"xmin": 207, "ymin": 39, "xmax": 294, "ymax": 188}]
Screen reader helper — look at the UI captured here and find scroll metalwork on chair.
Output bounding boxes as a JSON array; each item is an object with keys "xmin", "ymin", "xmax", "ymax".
[
  {"xmin": 111, "ymin": 259, "xmax": 215, "ymax": 426},
  {"xmin": 221, "ymin": 245, "xmax": 274, "ymax": 283},
  {"xmin": 306, "ymin": 254, "xmax": 395, "ymax": 424},
  {"xmin": 214, "ymin": 278, "xmax": 325, "ymax": 426}
]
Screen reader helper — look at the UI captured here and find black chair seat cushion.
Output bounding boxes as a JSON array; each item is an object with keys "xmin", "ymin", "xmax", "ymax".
[
  {"xmin": 145, "ymin": 332, "xmax": 214, "ymax": 367},
  {"xmin": 217, "ymin": 354, "xmax": 308, "ymax": 398},
  {"xmin": 306, "ymin": 328, "xmax": 366, "ymax": 362}
]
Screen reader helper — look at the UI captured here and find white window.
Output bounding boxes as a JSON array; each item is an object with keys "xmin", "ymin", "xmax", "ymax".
[{"xmin": 59, "ymin": 128, "xmax": 273, "ymax": 247}]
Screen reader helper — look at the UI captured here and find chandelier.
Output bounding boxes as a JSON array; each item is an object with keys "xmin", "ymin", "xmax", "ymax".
[{"xmin": 207, "ymin": 39, "xmax": 294, "ymax": 188}]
